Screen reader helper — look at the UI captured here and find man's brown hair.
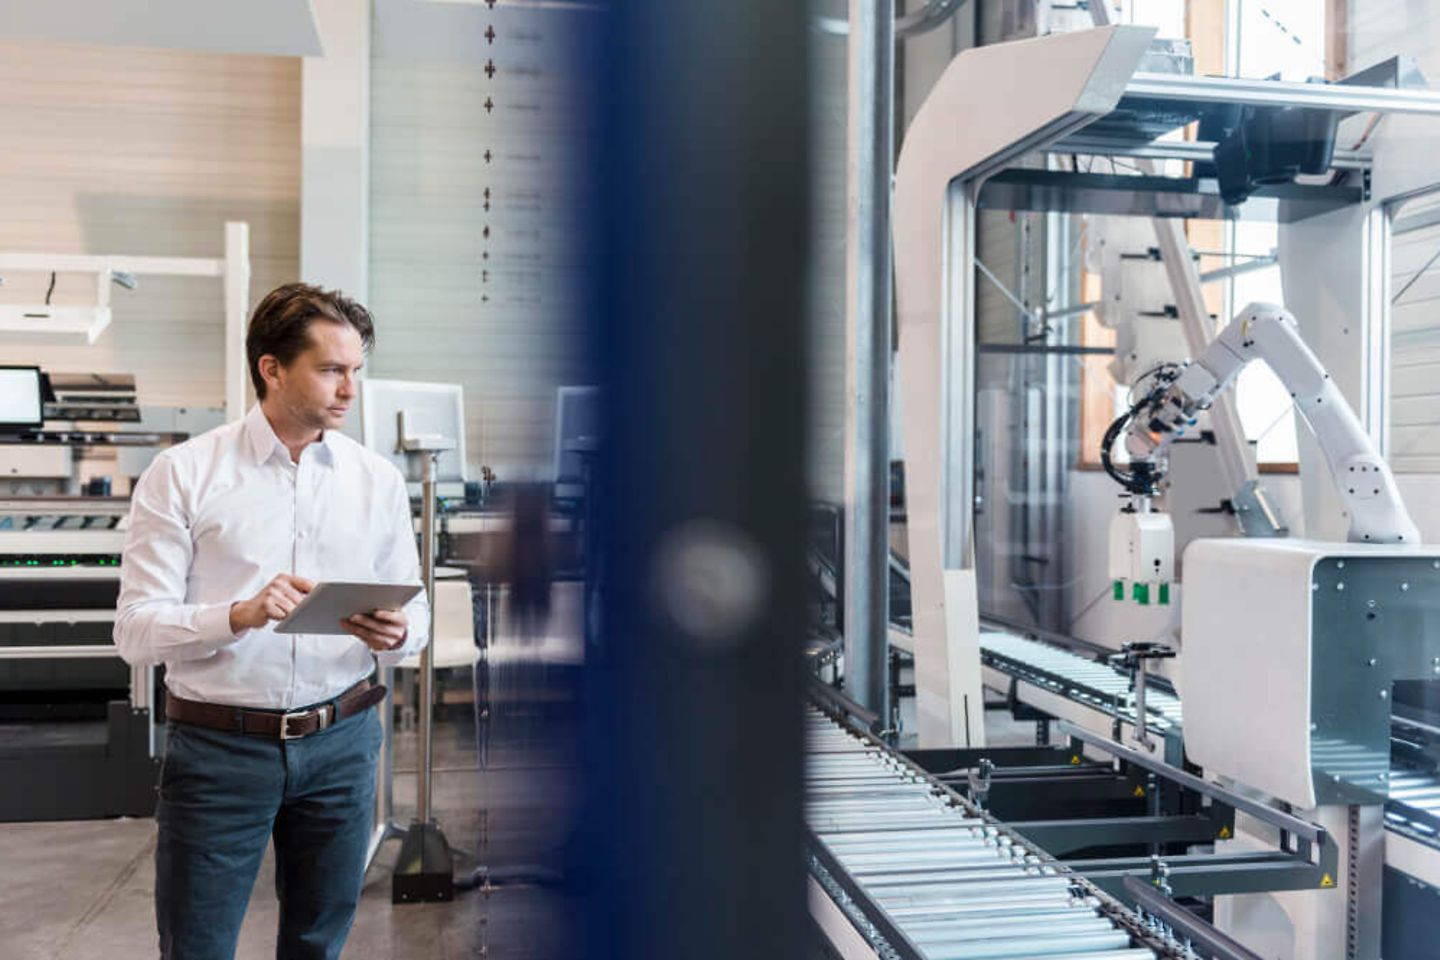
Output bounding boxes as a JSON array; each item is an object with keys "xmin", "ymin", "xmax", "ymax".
[{"xmin": 245, "ymin": 283, "xmax": 375, "ymax": 399}]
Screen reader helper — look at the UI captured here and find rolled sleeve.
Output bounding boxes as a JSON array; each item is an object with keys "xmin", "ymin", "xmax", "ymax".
[{"xmin": 113, "ymin": 455, "xmax": 244, "ymax": 666}]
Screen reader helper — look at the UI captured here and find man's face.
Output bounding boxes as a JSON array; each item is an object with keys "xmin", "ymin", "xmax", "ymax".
[{"xmin": 265, "ymin": 320, "xmax": 365, "ymax": 432}]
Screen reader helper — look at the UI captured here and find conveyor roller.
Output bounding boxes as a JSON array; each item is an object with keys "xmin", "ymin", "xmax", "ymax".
[
  {"xmin": 979, "ymin": 632, "xmax": 1183, "ymax": 731},
  {"xmin": 807, "ymin": 707, "xmax": 1165, "ymax": 960}
]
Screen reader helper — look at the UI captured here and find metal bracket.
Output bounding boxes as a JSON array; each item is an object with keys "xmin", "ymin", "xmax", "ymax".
[{"xmin": 813, "ymin": 0, "xmax": 967, "ymax": 39}]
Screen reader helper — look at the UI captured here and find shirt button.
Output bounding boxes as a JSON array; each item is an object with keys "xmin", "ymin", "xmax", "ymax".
[{"xmin": 298, "ymin": 531, "xmax": 307, "ymax": 540}]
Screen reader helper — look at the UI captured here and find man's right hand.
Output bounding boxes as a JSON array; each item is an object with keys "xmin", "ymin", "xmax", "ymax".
[{"xmin": 229, "ymin": 574, "xmax": 316, "ymax": 633}]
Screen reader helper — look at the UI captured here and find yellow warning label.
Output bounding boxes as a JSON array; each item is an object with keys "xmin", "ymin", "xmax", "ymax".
[
  {"xmin": 1219, "ymin": 826, "xmax": 1231, "ymax": 839},
  {"xmin": 1321, "ymin": 873, "xmax": 1336, "ymax": 888},
  {"xmin": 1071, "ymin": 755, "xmax": 1081, "ymax": 765},
  {"xmin": 1133, "ymin": 786, "xmax": 1146, "ymax": 798}
]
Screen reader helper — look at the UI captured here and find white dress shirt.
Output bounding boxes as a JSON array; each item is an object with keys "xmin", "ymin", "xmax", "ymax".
[{"xmin": 115, "ymin": 403, "xmax": 430, "ymax": 710}]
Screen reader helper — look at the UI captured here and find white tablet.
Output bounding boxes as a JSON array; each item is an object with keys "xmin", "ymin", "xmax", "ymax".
[{"xmin": 274, "ymin": 581, "xmax": 424, "ymax": 635}]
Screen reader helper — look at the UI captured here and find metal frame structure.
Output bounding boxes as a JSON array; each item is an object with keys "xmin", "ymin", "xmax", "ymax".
[
  {"xmin": 966, "ymin": 622, "xmax": 1440, "ymax": 959},
  {"xmin": 1056, "ymin": 723, "xmax": 1340, "ymax": 898},
  {"xmin": 0, "ymin": 222, "xmax": 251, "ymax": 421},
  {"xmin": 893, "ymin": 26, "xmax": 1440, "ymax": 750},
  {"xmin": 841, "ymin": 0, "xmax": 896, "ymax": 721}
]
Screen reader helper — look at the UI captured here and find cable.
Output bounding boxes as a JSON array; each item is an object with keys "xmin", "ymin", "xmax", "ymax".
[
  {"xmin": 44, "ymin": 272, "xmax": 56, "ymax": 306},
  {"xmin": 1100, "ymin": 367, "xmax": 1180, "ymax": 495},
  {"xmin": 1126, "ymin": 362, "xmax": 1180, "ymax": 405},
  {"xmin": 1100, "ymin": 407, "xmax": 1140, "ymax": 491}
]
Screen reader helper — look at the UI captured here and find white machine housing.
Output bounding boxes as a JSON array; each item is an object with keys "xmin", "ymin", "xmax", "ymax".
[
  {"xmin": 1181, "ymin": 537, "xmax": 1439, "ymax": 810},
  {"xmin": 1108, "ymin": 508, "xmax": 1174, "ymax": 605}
]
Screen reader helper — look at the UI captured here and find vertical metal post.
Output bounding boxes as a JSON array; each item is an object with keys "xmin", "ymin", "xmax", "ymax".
[
  {"xmin": 391, "ymin": 446, "xmax": 453, "ymax": 902},
  {"xmin": 223, "ymin": 222, "xmax": 250, "ymax": 422},
  {"xmin": 417, "ymin": 452, "xmax": 438, "ymax": 822},
  {"xmin": 843, "ymin": 0, "xmax": 895, "ymax": 719},
  {"xmin": 1133, "ymin": 656, "xmax": 1151, "ymax": 749},
  {"xmin": 943, "ymin": 183, "xmax": 980, "ymax": 572}
]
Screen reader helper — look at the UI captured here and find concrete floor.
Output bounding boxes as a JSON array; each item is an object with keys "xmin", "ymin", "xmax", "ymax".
[
  {"xmin": 1, "ymin": 706, "xmax": 581, "ymax": 960},
  {"xmin": 3, "ymin": 683, "xmax": 1030, "ymax": 960}
]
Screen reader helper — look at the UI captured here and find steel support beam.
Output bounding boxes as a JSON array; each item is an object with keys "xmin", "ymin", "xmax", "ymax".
[
  {"xmin": 843, "ymin": 0, "xmax": 894, "ymax": 719},
  {"xmin": 1076, "ymin": 852, "xmax": 1336, "ymax": 898},
  {"xmin": 1010, "ymin": 814, "xmax": 1227, "ymax": 855}
]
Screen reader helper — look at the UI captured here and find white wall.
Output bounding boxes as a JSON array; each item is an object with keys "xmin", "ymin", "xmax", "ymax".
[
  {"xmin": 0, "ymin": 41, "xmax": 300, "ymax": 407},
  {"xmin": 301, "ymin": 0, "xmax": 370, "ymax": 297},
  {"xmin": 1397, "ymin": 475, "xmax": 1440, "ymax": 543},
  {"xmin": 367, "ymin": 0, "xmax": 591, "ymax": 478}
]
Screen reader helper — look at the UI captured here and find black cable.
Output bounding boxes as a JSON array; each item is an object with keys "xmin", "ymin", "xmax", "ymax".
[
  {"xmin": 44, "ymin": 271, "xmax": 56, "ymax": 305},
  {"xmin": 1099, "ymin": 369, "xmax": 1181, "ymax": 496},
  {"xmin": 1100, "ymin": 408, "xmax": 1138, "ymax": 491}
]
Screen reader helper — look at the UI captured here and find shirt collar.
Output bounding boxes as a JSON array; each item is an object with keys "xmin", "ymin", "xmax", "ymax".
[{"xmin": 243, "ymin": 404, "xmax": 336, "ymax": 468}]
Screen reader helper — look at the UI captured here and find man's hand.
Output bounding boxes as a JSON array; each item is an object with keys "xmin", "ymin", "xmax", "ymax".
[
  {"xmin": 341, "ymin": 608, "xmax": 408, "ymax": 652},
  {"xmin": 229, "ymin": 574, "xmax": 316, "ymax": 633}
]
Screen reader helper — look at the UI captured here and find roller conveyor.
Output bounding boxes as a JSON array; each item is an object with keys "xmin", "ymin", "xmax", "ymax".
[
  {"xmin": 979, "ymin": 632, "xmax": 1183, "ymax": 732},
  {"xmin": 806, "ymin": 707, "xmax": 1167, "ymax": 960}
]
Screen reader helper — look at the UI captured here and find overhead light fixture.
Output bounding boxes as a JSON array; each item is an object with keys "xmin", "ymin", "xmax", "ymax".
[{"xmin": 0, "ymin": 266, "xmax": 138, "ymax": 344}]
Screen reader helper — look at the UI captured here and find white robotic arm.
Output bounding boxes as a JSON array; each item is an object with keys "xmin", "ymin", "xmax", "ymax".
[{"xmin": 1111, "ymin": 302, "xmax": 1419, "ymax": 544}]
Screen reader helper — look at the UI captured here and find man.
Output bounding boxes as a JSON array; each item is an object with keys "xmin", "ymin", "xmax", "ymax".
[{"xmin": 115, "ymin": 283, "xmax": 430, "ymax": 960}]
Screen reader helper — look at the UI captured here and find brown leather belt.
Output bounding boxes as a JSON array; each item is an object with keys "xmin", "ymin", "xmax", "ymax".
[{"xmin": 166, "ymin": 679, "xmax": 388, "ymax": 741}]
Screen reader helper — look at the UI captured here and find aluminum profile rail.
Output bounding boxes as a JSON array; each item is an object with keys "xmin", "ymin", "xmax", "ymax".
[
  {"xmin": 1058, "ymin": 722, "xmax": 1326, "ymax": 844},
  {"xmin": 806, "ymin": 705, "xmax": 1171, "ymax": 960},
  {"xmin": 1122, "ymin": 71, "xmax": 1440, "ymax": 116},
  {"xmin": 979, "ymin": 631, "xmax": 1184, "ymax": 731},
  {"xmin": 1045, "ymin": 136, "xmax": 1371, "ymax": 171}
]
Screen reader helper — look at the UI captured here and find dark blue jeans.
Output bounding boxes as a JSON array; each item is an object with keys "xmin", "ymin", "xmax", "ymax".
[{"xmin": 155, "ymin": 705, "xmax": 383, "ymax": 960}]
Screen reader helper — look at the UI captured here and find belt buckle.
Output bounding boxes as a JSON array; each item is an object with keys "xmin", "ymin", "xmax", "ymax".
[{"xmin": 280, "ymin": 707, "xmax": 326, "ymax": 740}]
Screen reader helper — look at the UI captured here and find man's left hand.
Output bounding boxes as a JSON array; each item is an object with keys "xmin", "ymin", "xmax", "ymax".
[{"xmin": 341, "ymin": 608, "xmax": 408, "ymax": 652}]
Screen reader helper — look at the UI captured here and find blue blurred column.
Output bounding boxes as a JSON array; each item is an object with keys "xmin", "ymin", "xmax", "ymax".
[{"xmin": 578, "ymin": 0, "xmax": 811, "ymax": 956}]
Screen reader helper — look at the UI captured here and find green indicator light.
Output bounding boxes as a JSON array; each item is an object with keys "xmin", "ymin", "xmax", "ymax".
[
  {"xmin": 1133, "ymin": 583, "xmax": 1150, "ymax": 606},
  {"xmin": 1159, "ymin": 583, "xmax": 1170, "ymax": 605},
  {"xmin": 1113, "ymin": 580, "xmax": 1124, "ymax": 601}
]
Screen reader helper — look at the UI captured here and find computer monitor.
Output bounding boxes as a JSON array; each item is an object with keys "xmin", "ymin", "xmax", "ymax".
[
  {"xmin": 553, "ymin": 385, "xmax": 598, "ymax": 499},
  {"xmin": 358, "ymin": 379, "xmax": 467, "ymax": 487},
  {"xmin": 0, "ymin": 366, "xmax": 43, "ymax": 430}
]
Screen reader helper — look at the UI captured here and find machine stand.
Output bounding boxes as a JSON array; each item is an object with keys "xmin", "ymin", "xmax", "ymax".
[{"xmin": 391, "ymin": 820, "xmax": 456, "ymax": 903}]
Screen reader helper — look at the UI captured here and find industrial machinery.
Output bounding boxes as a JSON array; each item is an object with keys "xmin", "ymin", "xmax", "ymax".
[
  {"xmin": 1086, "ymin": 302, "xmax": 1436, "ymax": 956},
  {"xmin": 0, "ymin": 506, "xmax": 159, "ymax": 821},
  {"xmin": 814, "ymin": 20, "xmax": 1440, "ymax": 960},
  {"xmin": 807, "ymin": 686, "xmax": 1348, "ymax": 960},
  {"xmin": 1102, "ymin": 302, "xmax": 1418, "ymax": 575},
  {"xmin": 0, "ymin": 367, "xmax": 201, "ymax": 821}
]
